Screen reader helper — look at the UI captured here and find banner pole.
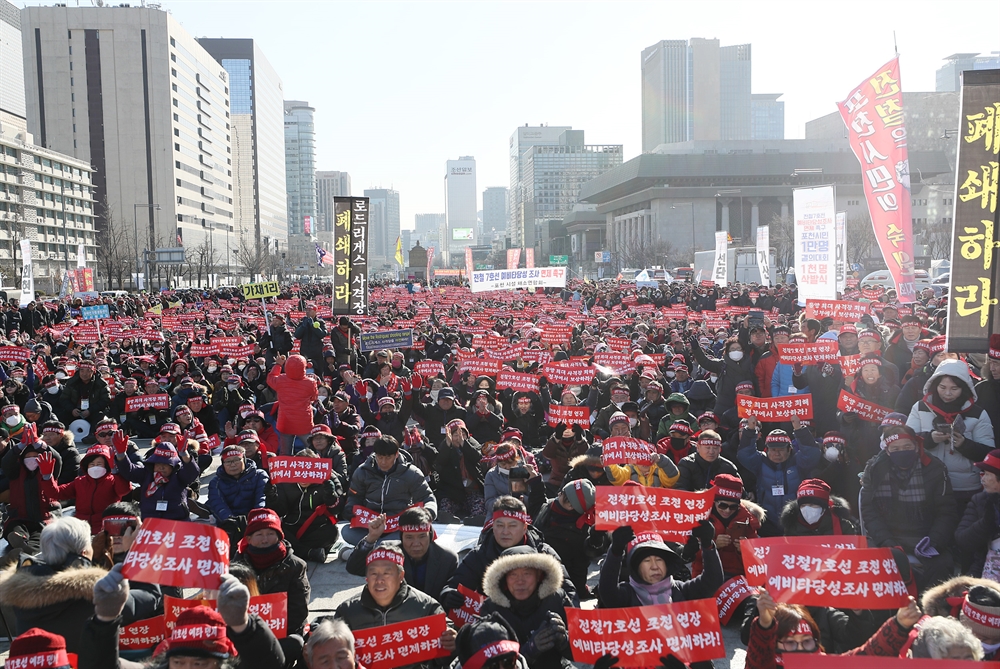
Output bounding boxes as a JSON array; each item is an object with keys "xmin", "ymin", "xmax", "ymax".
[{"xmin": 262, "ymin": 297, "xmax": 271, "ymax": 337}]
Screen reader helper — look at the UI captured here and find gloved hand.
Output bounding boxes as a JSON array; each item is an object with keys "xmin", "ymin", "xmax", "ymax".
[
  {"xmin": 524, "ymin": 615, "xmax": 566, "ymax": 656},
  {"xmin": 410, "ymin": 373, "xmax": 423, "ymax": 390},
  {"xmin": 440, "ymin": 588, "xmax": 465, "ymax": 610},
  {"xmin": 572, "ymin": 424, "xmax": 583, "ymax": 438},
  {"xmin": 914, "ymin": 536, "xmax": 939, "ymax": 559},
  {"xmin": 401, "ymin": 379, "xmax": 412, "ymax": 395},
  {"xmin": 690, "ymin": 519, "xmax": 716, "ymax": 547},
  {"xmin": 19, "ymin": 422, "xmax": 37, "ymax": 450},
  {"xmin": 610, "ymin": 526, "xmax": 634, "ymax": 554},
  {"xmin": 36, "ymin": 451, "xmax": 56, "ymax": 479},
  {"xmin": 555, "ymin": 422, "xmax": 567, "ymax": 436},
  {"xmin": 112, "ymin": 430, "xmax": 130, "ymax": 456},
  {"xmin": 93, "ymin": 563, "xmax": 130, "ymax": 621},
  {"xmin": 594, "ymin": 654, "xmax": 620, "ymax": 669},
  {"xmin": 217, "ymin": 573, "xmax": 250, "ymax": 629}
]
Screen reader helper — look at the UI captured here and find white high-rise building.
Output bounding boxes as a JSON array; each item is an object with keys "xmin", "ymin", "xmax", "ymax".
[
  {"xmin": 0, "ymin": 0, "xmax": 26, "ymax": 134},
  {"xmin": 21, "ymin": 5, "xmax": 234, "ymax": 261},
  {"xmin": 444, "ymin": 156, "xmax": 476, "ymax": 264}
]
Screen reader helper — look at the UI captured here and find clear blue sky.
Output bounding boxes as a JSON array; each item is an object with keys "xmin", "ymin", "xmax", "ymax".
[{"xmin": 20, "ymin": 0, "xmax": 1000, "ymax": 231}]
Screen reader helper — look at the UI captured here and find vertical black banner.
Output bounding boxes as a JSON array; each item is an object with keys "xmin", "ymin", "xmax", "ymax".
[
  {"xmin": 332, "ymin": 197, "xmax": 352, "ymax": 314},
  {"xmin": 350, "ymin": 197, "xmax": 370, "ymax": 315},
  {"xmin": 946, "ymin": 69, "xmax": 1000, "ymax": 352}
]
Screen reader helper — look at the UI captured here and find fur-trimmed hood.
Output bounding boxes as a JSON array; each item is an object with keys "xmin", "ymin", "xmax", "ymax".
[
  {"xmin": 569, "ymin": 448, "xmax": 603, "ymax": 470},
  {"xmin": 921, "ymin": 576, "xmax": 998, "ymax": 617},
  {"xmin": 741, "ymin": 499, "xmax": 767, "ymax": 523},
  {"xmin": 0, "ymin": 562, "xmax": 106, "ymax": 609},
  {"xmin": 482, "ymin": 547, "xmax": 564, "ymax": 609},
  {"xmin": 779, "ymin": 495, "xmax": 853, "ymax": 530}
]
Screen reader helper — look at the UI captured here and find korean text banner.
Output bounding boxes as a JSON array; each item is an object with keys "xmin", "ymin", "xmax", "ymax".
[
  {"xmin": 741, "ymin": 536, "xmax": 869, "ymax": 584},
  {"xmin": 756, "ymin": 225, "xmax": 770, "ymax": 287},
  {"xmin": 593, "ymin": 485, "xmax": 715, "ymax": 537},
  {"xmin": 121, "ymin": 518, "xmax": 229, "ymax": 590},
  {"xmin": 470, "ymin": 267, "xmax": 567, "ymax": 293},
  {"xmin": 353, "ymin": 613, "xmax": 450, "ymax": 669},
  {"xmin": 268, "ymin": 456, "xmax": 333, "ymax": 485},
  {"xmin": 713, "ymin": 231, "xmax": 728, "ymax": 286},
  {"xmin": 793, "ymin": 186, "xmax": 837, "ymax": 303},
  {"xmin": 349, "ymin": 197, "xmax": 370, "ymax": 316},
  {"xmin": 835, "ymin": 212, "xmax": 847, "ymax": 293},
  {"xmin": 332, "ymin": 197, "xmax": 352, "ymax": 314},
  {"xmin": 736, "ymin": 394, "xmax": 813, "ymax": 421},
  {"xmin": 838, "ymin": 57, "xmax": 917, "ymax": 303},
  {"xmin": 945, "ymin": 69, "xmax": 1000, "ymax": 352},
  {"xmin": 567, "ymin": 599, "xmax": 725, "ymax": 667},
  {"xmin": 360, "ymin": 329, "xmax": 414, "ymax": 352}
]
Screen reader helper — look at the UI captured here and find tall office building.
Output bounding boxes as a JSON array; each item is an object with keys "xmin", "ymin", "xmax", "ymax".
[
  {"xmin": 751, "ymin": 93, "xmax": 785, "ymax": 140},
  {"xmin": 316, "ymin": 170, "xmax": 351, "ymax": 232},
  {"xmin": 936, "ymin": 52, "xmax": 1000, "ymax": 91},
  {"xmin": 197, "ymin": 39, "xmax": 287, "ymax": 251},
  {"xmin": 22, "ymin": 4, "xmax": 234, "ymax": 257},
  {"xmin": 364, "ymin": 188, "xmax": 399, "ymax": 268},
  {"xmin": 284, "ymin": 101, "xmax": 316, "ymax": 238},
  {"xmin": 641, "ymin": 38, "xmax": 754, "ymax": 151},
  {"xmin": 482, "ymin": 186, "xmax": 508, "ymax": 237},
  {"xmin": 509, "ymin": 126, "xmax": 622, "ymax": 250},
  {"xmin": 0, "ymin": 1, "xmax": 25, "ymax": 133},
  {"xmin": 444, "ymin": 156, "xmax": 476, "ymax": 264},
  {"xmin": 413, "ymin": 212, "xmax": 444, "ymax": 249}
]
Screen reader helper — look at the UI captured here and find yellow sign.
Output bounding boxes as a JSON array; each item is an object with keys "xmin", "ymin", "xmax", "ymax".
[{"xmin": 241, "ymin": 281, "xmax": 280, "ymax": 300}]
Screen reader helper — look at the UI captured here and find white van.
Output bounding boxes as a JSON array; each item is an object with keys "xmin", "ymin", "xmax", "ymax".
[
  {"xmin": 860, "ymin": 270, "xmax": 932, "ymax": 292},
  {"xmin": 100, "ymin": 290, "xmax": 130, "ymax": 300}
]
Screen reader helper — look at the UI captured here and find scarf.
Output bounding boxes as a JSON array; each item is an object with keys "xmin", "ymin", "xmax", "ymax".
[
  {"xmin": 924, "ymin": 392, "xmax": 971, "ymax": 424},
  {"xmin": 146, "ymin": 472, "xmax": 169, "ymax": 497},
  {"xmin": 246, "ymin": 541, "xmax": 288, "ymax": 571},
  {"xmin": 629, "ymin": 574, "xmax": 673, "ymax": 606}
]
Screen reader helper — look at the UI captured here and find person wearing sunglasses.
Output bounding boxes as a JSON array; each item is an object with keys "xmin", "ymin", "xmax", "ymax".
[
  {"xmin": 683, "ymin": 474, "xmax": 761, "ymax": 582},
  {"xmin": 745, "ymin": 586, "xmax": 922, "ymax": 669}
]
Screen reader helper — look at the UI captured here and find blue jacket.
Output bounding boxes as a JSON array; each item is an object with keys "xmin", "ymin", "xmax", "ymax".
[
  {"xmin": 770, "ymin": 362, "xmax": 809, "ymax": 398},
  {"xmin": 207, "ymin": 459, "xmax": 269, "ymax": 521},
  {"xmin": 737, "ymin": 426, "xmax": 821, "ymax": 524},
  {"xmin": 120, "ymin": 455, "xmax": 201, "ymax": 520}
]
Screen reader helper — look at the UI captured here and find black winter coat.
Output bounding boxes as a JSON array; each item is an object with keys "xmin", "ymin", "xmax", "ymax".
[
  {"xmin": 954, "ymin": 490, "xmax": 1000, "ymax": 578},
  {"xmin": 598, "ymin": 543, "xmax": 724, "ymax": 608},
  {"xmin": 434, "ymin": 437, "xmax": 484, "ymax": 503},
  {"xmin": 232, "ymin": 542, "xmax": 311, "ymax": 636},
  {"xmin": 346, "ymin": 539, "xmax": 459, "ymax": 603},
  {"xmin": 266, "ymin": 478, "xmax": 343, "ymax": 553}
]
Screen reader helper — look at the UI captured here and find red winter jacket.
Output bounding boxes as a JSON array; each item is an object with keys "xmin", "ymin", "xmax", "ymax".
[
  {"xmin": 45, "ymin": 472, "xmax": 133, "ymax": 533},
  {"xmin": 754, "ymin": 346, "xmax": 780, "ymax": 398},
  {"xmin": 691, "ymin": 500, "xmax": 763, "ymax": 577},
  {"xmin": 267, "ymin": 355, "xmax": 318, "ymax": 436}
]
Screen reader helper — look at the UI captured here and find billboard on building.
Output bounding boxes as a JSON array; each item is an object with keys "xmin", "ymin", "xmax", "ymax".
[{"xmin": 452, "ymin": 228, "xmax": 474, "ymax": 241}]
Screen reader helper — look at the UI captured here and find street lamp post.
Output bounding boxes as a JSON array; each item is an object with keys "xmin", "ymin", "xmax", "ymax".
[{"xmin": 133, "ymin": 203, "xmax": 160, "ymax": 291}]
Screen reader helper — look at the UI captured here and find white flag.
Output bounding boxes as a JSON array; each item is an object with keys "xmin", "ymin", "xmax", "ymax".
[
  {"xmin": 835, "ymin": 212, "xmax": 847, "ymax": 293},
  {"xmin": 756, "ymin": 226, "xmax": 771, "ymax": 287},
  {"xmin": 77, "ymin": 242, "xmax": 86, "ymax": 268},
  {"xmin": 713, "ymin": 231, "xmax": 728, "ymax": 286},
  {"xmin": 19, "ymin": 239, "xmax": 33, "ymax": 307}
]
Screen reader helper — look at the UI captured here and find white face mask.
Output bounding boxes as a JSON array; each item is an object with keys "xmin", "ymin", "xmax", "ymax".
[
  {"xmin": 318, "ymin": 393, "xmax": 328, "ymax": 400},
  {"xmin": 88, "ymin": 466, "xmax": 107, "ymax": 479},
  {"xmin": 208, "ymin": 366, "xmax": 218, "ymax": 373},
  {"xmin": 228, "ymin": 384, "xmax": 239, "ymax": 391},
  {"xmin": 110, "ymin": 349, "xmax": 118, "ymax": 354},
  {"xmin": 430, "ymin": 389, "xmax": 440, "ymax": 402},
  {"xmin": 666, "ymin": 371, "xmax": 676, "ymax": 378},
  {"xmin": 710, "ymin": 375, "xmax": 718, "ymax": 383},
  {"xmin": 824, "ymin": 446, "xmax": 841, "ymax": 462},
  {"xmin": 23, "ymin": 457, "xmax": 38, "ymax": 471},
  {"xmin": 47, "ymin": 385, "xmax": 59, "ymax": 395},
  {"xmin": 729, "ymin": 351, "xmax": 744, "ymax": 362},
  {"xmin": 56, "ymin": 372, "xmax": 67, "ymax": 380},
  {"xmin": 629, "ymin": 417, "xmax": 639, "ymax": 428},
  {"xmin": 800, "ymin": 505, "xmax": 825, "ymax": 524},
  {"xmin": 5, "ymin": 415, "xmax": 19, "ymax": 426}
]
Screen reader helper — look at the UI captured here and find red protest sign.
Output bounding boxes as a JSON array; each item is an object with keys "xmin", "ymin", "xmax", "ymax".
[
  {"xmin": 567, "ymin": 599, "xmax": 725, "ymax": 667},
  {"xmin": 839, "ymin": 354, "xmax": 865, "ymax": 377},
  {"xmin": 125, "ymin": 393, "xmax": 171, "ymax": 413},
  {"xmin": 0, "ymin": 346, "xmax": 31, "ymax": 363},
  {"xmin": 164, "ymin": 594, "xmax": 287, "ymax": 638},
  {"xmin": 715, "ymin": 577, "xmax": 755, "ymax": 626},
  {"xmin": 775, "ymin": 341, "xmax": 840, "ymax": 364},
  {"xmin": 122, "ymin": 519, "xmax": 229, "ymax": 590},
  {"xmin": 540, "ymin": 325, "xmax": 573, "ymax": 344},
  {"xmin": 736, "ymin": 394, "xmax": 813, "ymax": 421},
  {"xmin": 350, "ymin": 505, "xmax": 422, "ymax": 531},
  {"xmin": 785, "ymin": 656, "xmax": 1000, "ymax": 669},
  {"xmin": 600, "ymin": 436, "xmax": 653, "ymax": 466},
  {"xmin": 741, "ymin": 536, "xmax": 870, "ymax": 584},
  {"xmin": 447, "ymin": 584, "xmax": 486, "ymax": 629},
  {"xmin": 352, "ymin": 613, "xmax": 450, "ymax": 669},
  {"xmin": 189, "ymin": 344, "xmax": 219, "ymax": 357},
  {"xmin": 593, "ymin": 485, "xmax": 715, "ymax": 537},
  {"xmin": 594, "ymin": 351, "xmax": 635, "ymax": 375},
  {"xmin": 119, "ymin": 615, "xmax": 166, "ymax": 650},
  {"xmin": 163, "ymin": 596, "xmax": 215, "ymax": 631},
  {"xmin": 837, "ymin": 389, "xmax": 892, "ymax": 422},
  {"xmin": 543, "ymin": 361, "xmax": 595, "ymax": 385},
  {"xmin": 268, "ymin": 456, "xmax": 332, "ymax": 484},
  {"xmin": 496, "ymin": 370, "xmax": 540, "ymax": 393},
  {"xmin": 547, "ymin": 405, "xmax": 590, "ymax": 428},
  {"xmin": 741, "ymin": 543, "xmax": 908, "ymax": 609},
  {"xmin": 459, "ymin": 359, "xmax": 503, "ymax": 376},
  {"xmin": 413, "ymin": 360, "xmax": 445, "ymax": 379},
  {"xmin": 805, "ymin": 299, "xmax": 870, "ymax": 322}
]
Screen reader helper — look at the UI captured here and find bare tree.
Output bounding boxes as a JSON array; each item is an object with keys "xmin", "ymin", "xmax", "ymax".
[
  {"xmin": 846, "ymin": 212, "xmax": 878, "ymax": 267},
  {"xmin": 235, "ymin": 234, "xmax": 269, "ymax": 281},
  {"xmin": 923, "ymin": 218, "xmax": 954, "ymax": 260},
  {"xmin": 768, "ymin": 213, "xmax": 795, "ymax": 281},
  {"xmin": 184, "ymin": 239, "xmax": 219, "ymax": 288},
  {"xmin": 94, "ymin": 196, "xmax": 134, "ymax": 290},
  {"xmin": 613, "ymin": 238, "xmax": 677, "ymax": 272}
]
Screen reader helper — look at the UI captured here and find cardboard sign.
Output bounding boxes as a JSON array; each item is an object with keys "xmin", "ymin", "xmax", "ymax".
[
  {"xmin": 0, "ymin": 346, "xmax": 31, "ymax": 363},
  {"xmin": 350, "ymin": 505, "xmax": 422, "ymax": 531},
  {"xmin": 353, "ymin": 613, "xmax": 450, "ymax": 669},
  {"xmin": 122, "ymin": 519, "xmax": 229, "ymax": 590},
  {"xmin": 567, "ymin": 599, "xmax": 725, "ymax": 667},
  {"xmin": 119, "ymin": 615, "xmax": 166, "ymax": 650},
  {"xmin": 837, "ymin": 389, "xmax": 892, "ymax": 422},
  {"xmin": 775, "ymin": 341, "xmax": 840, "ymax": 364},
  {"xmin": 600, "ymin": 436, "xmax": 654, "ymax": 466},
  {"xmin": 543, "ymin": 361, "xmax": 596, "ymax": 385},
  {"xmin": 547, "ymin": 404, "xmax": 590, "ymax": 428},
  {"xmin": 125, "ymin": 393, "xmax": 171, "ymax": 413},
  {"xmin": 447, "ymin": 584, "xmax": 486, "ymax": 629},
  {"xmin": 495, "ymin": 370, "xmax": 540, "ymax": 393},
  {"xmin": 740, "ymin": 543, "xmax": 908, "ymax": 609},
  {"xmin": 164, "ymin": 593, "xmax": 288, "ymax": 638},
  {"xmin": 593, "ymin": 485, "xmax": 715, "ymax": 537},
  {"xmin": 715, "ymin": 576, "xmax": 755, "ymax": 626},
  {"xmin": 268, "ymin": 456, "xmax": 333, "ymax": 484},
  {"xmin": 736, "ymin": 394, "xmax": 813, "ymax": 421}
]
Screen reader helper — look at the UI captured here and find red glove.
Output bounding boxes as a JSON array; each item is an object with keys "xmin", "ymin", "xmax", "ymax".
[
  {"xmin": 19, "ymin": 422, "xmax": 37, "ymax": 449},
  {"xmin": 410, "ymin": 373, "xmax": 423, "ymax": 390},
  {"xmin": 401, "ymin": 378, "xmax": 412, "ymax": 395},
  {"xmin": 112, "ymin": 430, "xmax": 130, "ymax": 456},
  {"xmin": 353, "ymin": 380, "xmax": 368, "ymax": 397},
  {"xmin": 36, "ymin": 450, "xmax": 56, "ymax": 478}
]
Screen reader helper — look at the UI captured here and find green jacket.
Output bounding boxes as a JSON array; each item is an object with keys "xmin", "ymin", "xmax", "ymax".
[{"xmin": 656, "ymin": 392, "xmax": 697, "ymax": 440}]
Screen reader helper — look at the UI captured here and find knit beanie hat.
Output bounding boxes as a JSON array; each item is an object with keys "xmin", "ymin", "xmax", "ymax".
[
  {"xmin": 797, "ymin": 479, "xmax": 831, "ymax": 506},
  {"xmin": 990, "ymin": 334, "xmax": 1000, "ymax": 362},
  {"xmin": 608, "ymin": 411, "xmax": 630, "ymax": 429},
  {"xmin": 244, "ymin": 508, "xmax": 283, "ymax": 541},
  {"xmin": 959, "ymin": 585, "xmax": 1000, "ymax": 644},
  {"xmin": 711, "ymin": 473, "xmax": 744, "ymax": 500},
  {"xmin": 456, "ymin": 612, "xmax": 520, "ymax": 669},
  {"xmin": 561, "ymin": 478, "xmax": 596, "ymax": 514},
  {"xmin": 163, "ymin": 606, "xmax": 237, "ymax": 659},
  {"xmin": 7, "ymin": 628, "xmax": 71, "ymax": 668}
]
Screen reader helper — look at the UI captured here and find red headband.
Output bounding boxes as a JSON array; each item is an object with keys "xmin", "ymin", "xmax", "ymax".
[
  {"xmin": 628, "ymin": 532, "xmax": 665, "ymax": 552},
  {"xmin": 698, "ymin": 437, "xmax": 722, "ymax": 448},
  {"xmin": 43, "ymin": 426, "xmax": 64, "ymax": 435},
  {"xmin": 823, "ymin": 435, "xmax": 846, "ymax": 446},
  {"xmin": 714, "ymin": 485, "xmax": 742, "ymax": 500},
  {"xmin": 366, "ymin": 548, "xmax": 405, "ymax": 567},
  {"xmin": 221, "ymin": 446, "xmax": 244, "ymax": 460},
  {"xmin": 491, "ymin": 509, "xmax": 531, "ymax": 525},
  {"xmin": 170, "ymin": 623, "xmax": 227, "ymax": 643},
  {"xmin": 883, "ymin": 433, "xmax": 914, "ymax": 448},
  {"xmin": 6, "ymin": 650, "xmax": 71, "ymax": 669},
  {"xmin": 398, "ymin": 524, "xmax": 433, "ymax": 534},
  {"xmin": 791, "ymin": 619, "xmax": 814, "ymax": 637},
  {"xmin": 463, "ymin": 640, "xmax": 521, "ymax": 669}
]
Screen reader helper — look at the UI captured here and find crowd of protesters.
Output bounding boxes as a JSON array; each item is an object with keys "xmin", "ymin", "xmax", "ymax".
[{"xmin": 0, "ymin": 275, "xmax": 995, "ymax": 669}]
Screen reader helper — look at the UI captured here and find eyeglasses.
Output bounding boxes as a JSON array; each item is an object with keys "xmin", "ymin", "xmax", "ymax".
[
  {"xmin": 103, "ymin": 517, "xmax": 139, "ymax": 537},
  {"xmin": 778, "ymin": 638, "xmax": 817, "ymax": 652},
  {"xmin": 96, "ymin": 431, "xmax": 115, "ymax": 438},
  {"xmin": 715, "ymin": 501, "xmax": 740, "ymax": 511},
  {"xmin": 483, "ymin": 654, "xmax": 518, "ymax": 669}
]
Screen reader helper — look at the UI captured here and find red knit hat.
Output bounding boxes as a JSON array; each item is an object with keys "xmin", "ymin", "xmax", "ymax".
[
  {"xmin": 797, "ymin": 478, "xmax": 831, "ymax": 506},
  {"xmin": 929, "ymin": 335, "xmax": 946, "ymax": 354},
  {"xmin": 163, "ymin": 606, "xmax": 237, "ymax": 659},
  {"xmin": 711, "ymin": 473, "xmax": 744, "ymax": 500},
  {"xmin": 7, "ymin": 628, "xmax": 71, "ymax": 668},
  {"xmin": 990, "ymin": 334, "xmax": 1000, "ymax": 361},
  {"xmin": 244, "ymin": 508, "xmax": 283, "ymax": 541}
]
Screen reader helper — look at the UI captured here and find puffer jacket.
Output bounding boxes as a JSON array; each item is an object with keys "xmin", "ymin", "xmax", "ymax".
[
  {"xmin": 599, "ymin": 538, "xmax": 724, "ymax": 608},
  {"xmin": 906, "ymin": 359, "xmax": 996, "ymax": 492},
  {"xmin": 119, "ymin": 453, "xmax": 200, "ymax": 520},
  {"xmin": 655, "ymin": 393, "xmax": 698, "ymax": 440},
  {"xmin": 954, "ymin": 490, "xmax": 1000, "ymax": 577},
  {"xmin": 346, "ymin": 453, "xmax": 438, "ymax": 519},
  {"xmin": 690, "ymin": 338, "xmax": 755, "ymax": 418},
  {"xmin": 266, "ymin": 477, "xmax": 343, "ymax": 552},
  {"xmin": 434, "ymin": 434, "xmax": 485, "ymax": 503},
  {"xmin": 540, "ymin": 432, "xmax": 589, "ymax": 488},
  {"xmin": 207, "ymin": 458, "xmax": 269, "ymax": 522},
  {"xmin": 232, "ymin": 541, "xmax": 311, "ymax": 636},
  {"xmin": 44, "ymin": 459, "xmax": 133, "ymax": 533},
  {"xmin": 974, "ymin": 375, "xmax": 1000, "ymax": 450},
  {"xmin": 266, "ymin": 355, "xmax": 318, "ymax": 435},
  {"xmin": 1, "ymin": 444, "xmax": 62, "ymax": 527},
  {"xmin": 769, "ymin": 360, "xmax": 806, "ymax": 398},
  {"xmin": 779, "ymin": 495, "xmax": 861, "ymax": 537},
  {"xmin": 334, "ymin": 582, "xmax": 444, "ymax": 631},
  {"xmin": 688, "ymin": 500, "xmax": 765, "ymax": 577},
  {"xmin": 675, "ymin": 452, "xmax": 740, "ymax": 492},
  {"xmin": 605, "ymin": 452, "xmax": 680, "ymax": 488},
  {"xmin": 737, "ymin": 426, "xmax": 822, "ymax": 524},
  {"xmin": 346, "ymin": 539, "xmax": 459, "ymax": 604}
]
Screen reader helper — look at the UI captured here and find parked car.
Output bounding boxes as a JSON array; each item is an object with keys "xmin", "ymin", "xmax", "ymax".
[{"xmin": 860, "ymin": 269, "xmax": 932, "ymax": 293}]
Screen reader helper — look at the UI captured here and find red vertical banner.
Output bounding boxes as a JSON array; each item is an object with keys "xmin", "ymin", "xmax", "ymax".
[
  {"xmin": 525, "ymin": 248, "xmax": 535, "ymax": 269},
  {"xmin": 464, "ymin": 247, "xmax": 474, "ymax": 279},
  {"xmin": 507, "ymin": 248, "xmax": 520, "ymax": 270},
  {"xmin": 426, "ymin": 246, "xmax": 435, "ymax": 281},
  {"xmin": 837, "ymin": 57, "xmax": 917, "ymax": 303}
]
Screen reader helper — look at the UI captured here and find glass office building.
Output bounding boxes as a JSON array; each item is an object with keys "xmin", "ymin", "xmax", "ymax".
[{"xmin": 284, "ymin": 101, "xmax": 316, "ymax": 237}]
